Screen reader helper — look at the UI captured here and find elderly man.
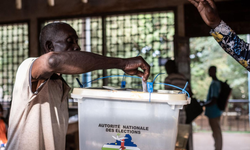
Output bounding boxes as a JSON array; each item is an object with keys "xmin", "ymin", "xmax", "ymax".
[{"xmin": 6, "ymin": 22, "xmax": 150, "ymax": 150}]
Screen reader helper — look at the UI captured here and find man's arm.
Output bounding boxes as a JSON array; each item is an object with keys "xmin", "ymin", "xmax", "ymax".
[
  {"xmin": 31, "ymin": 51, "xmax": 150, "ymax": 81},
  {"xmin": 189, "ymin": 0, "xmax": 250, "ymax": 70},
  {"xmin": 210, "ymin": 21, "xmax": 250, "ymax": 70},
  {"xmin": 202, "ymin": 97, "xmax": 217, "ymax": 106}
]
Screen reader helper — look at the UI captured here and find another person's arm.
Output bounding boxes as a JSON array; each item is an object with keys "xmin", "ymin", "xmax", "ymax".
[
  {"xmin": 188, "ymin": 0, "xmax": 250, "ymax": 70},
  {"xmin": 202, "ymin": 97, "xmax": 216, "ymax": 106},
  {"xmin": 32, "ymin": 51, "xmax": 150, "ymax": 81},
  {"xmin": 210, "ymin": 21, "xmax": 250, "ymax": 70}
]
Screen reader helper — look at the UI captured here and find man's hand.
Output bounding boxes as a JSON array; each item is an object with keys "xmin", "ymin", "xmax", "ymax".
[
  {"xmin": 188, "ymin": 0, "xmax": 221, "ymax": 29},
  {"xmin": 199, "ymin": 101, "xmax": 205, "ymax": 106},
  {"xmin": 122, "ymin": 56, "xmax": 150, "ymax": 81}
]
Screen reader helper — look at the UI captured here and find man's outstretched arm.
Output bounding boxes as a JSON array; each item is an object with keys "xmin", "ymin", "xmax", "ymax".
[{"xmin": 32, "ymin": 51, "xmax": 150, "ymax": 81}]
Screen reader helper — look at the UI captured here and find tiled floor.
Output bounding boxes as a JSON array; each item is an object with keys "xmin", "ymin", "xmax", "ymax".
[{"xmin": 193, "ymin": 132, "xmax": 250, "ymax": 150}]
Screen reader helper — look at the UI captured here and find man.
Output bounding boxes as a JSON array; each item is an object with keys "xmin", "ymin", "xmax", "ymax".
[
  {"xmin": 164, "ymin": 60, "xmax": 192, "ymax": 124},
  {"xmin": 6, "ymin": 22, "xmax": 150, "ymax": 150},
  {"xmin": 188, "ymin": 0, "xmax": 250, "ymax": 70},
  {"xmin": 164, "ymin": 59, "xmax": 193, "ymax": 150},
  {"xmin": 201, "ymin": 66, "xmax": 222, "ymax": 150},
  {"xmin": 164, "ymin": 60, "xmax": 191, "ymax": 95}
]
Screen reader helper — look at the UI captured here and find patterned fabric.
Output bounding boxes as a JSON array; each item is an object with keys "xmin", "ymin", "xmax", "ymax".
[{"xmin": 210, "ymin": 20, "xmax": 250, "ymax": 70}]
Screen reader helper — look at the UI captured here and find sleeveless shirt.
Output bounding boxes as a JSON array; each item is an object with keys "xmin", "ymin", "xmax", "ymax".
[{"xmin": 6, "ymin": 58, "xmax": 71, "ymax": 150}]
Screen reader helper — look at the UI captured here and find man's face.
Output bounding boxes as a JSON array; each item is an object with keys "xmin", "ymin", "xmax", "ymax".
[
  {"xmin": 208, "ymin": 69, "xmax": 212, "ymax": 77},
  {"xmin": 208, "ymin": 68, "xmax": 215, "ymax": 77},
  {"xmin": 51, "ymin": 24, "xmax": 81, "ymax": 52}
]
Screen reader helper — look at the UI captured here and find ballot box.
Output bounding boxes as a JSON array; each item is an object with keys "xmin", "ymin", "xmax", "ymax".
[{"xmin": 71, "ymin": 88, "xmax": 189, "ymax": 150}]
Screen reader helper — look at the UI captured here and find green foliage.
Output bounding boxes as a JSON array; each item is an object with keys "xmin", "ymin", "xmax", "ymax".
[
  {"xmin": 43, "ymin": 12, "xmax": 175, "ymax": 90},
  {"xmin": 0, "ymin": 24, "xmax": 29, "ymax": 97},
  {"xmin": 105, "ymin": 12, "xmax": 175, "ymax": 89},
  {"xmin": 190, "ymin": 35, "xmax": 248, "ymax": 100}
]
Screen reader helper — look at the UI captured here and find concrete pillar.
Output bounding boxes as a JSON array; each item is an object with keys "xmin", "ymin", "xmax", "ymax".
[
  {"xmin": 177, "ymin": 5, "xmax": 185, "ymax": 37},
  {"xmin": 29, "ymin": 17, "xmax": 39, "ymax": 57},
  {"xmin": 175, "ymin": 5, "xmax": 190, "ymax": 81}
]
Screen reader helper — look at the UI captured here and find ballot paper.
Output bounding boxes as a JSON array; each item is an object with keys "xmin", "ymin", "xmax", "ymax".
[{"xmin": 142, "ymin": 77, "xmax": 147, "ymax": 92}]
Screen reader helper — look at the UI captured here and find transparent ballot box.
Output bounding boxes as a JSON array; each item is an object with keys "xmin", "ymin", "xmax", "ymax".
[{"xmin": 71, "ymin": 88, "xmax": 189, "ymax": 150}]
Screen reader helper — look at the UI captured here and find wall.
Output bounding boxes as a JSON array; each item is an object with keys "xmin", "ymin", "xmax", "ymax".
[
  {"xmin": 0, "ymin": 0, "xmax": 233, "ymax": 81},
  {"xmin": 0, "ymin": 0, "xmax": 190, "ymax": 57},
  {"xmin": 0, "ymin": 0, "xmax": 189, "ymax": 22}
]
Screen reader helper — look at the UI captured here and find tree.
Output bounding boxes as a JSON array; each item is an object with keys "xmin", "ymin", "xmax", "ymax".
[{"xmin": 190, "ymin": 35, "xmax": 248, "ymax": 100}]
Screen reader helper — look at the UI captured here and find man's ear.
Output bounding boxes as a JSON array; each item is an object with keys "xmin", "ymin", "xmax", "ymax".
[{"xmin": 45, "ymin": 41, "xmax": 54, "ymax": 52}]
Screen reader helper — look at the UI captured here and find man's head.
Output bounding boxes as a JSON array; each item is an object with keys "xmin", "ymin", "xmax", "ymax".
[
  {"xmin": 39, "ymin": 22, "xmax": 80, "ymax": 54},
  {"xmin": 164, "ymin": 60, "xmax": 178, "ymax": 74},
  {"xmin": 208, "ymin": 66, "xmax": 217, "ymax": 77}
]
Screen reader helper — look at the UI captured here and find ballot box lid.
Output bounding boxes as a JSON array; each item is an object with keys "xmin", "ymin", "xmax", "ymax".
[{"xmin": 71, "ymin": 88, "xmax": 189, "ymax": 105}]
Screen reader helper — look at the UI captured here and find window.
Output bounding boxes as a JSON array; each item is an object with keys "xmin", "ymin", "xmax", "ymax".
[
  {"xmin": 0, "ymin": 23, "xmax": 29, "ymax": 101},
  {"xmin": 106, "ymin": 12, "xmax": 175, "ymax": 89},
  {"xmin": 41, "ymin": 11, "xmax": 175, "ymax": 90}
]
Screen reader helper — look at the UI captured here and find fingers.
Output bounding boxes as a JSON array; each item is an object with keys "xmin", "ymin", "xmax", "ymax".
[
  {"xmin": 127, "ymin": 69, "xmax": 149, "ymax": 81},
  {"xmin": 130, "ymin": 63, "xmax": 150, "ymax": 81},
  {"xmin": 200, "ymin": 0, "xmax": 216, "ymax": 10},
  {"xmin": 123, "ymin": 56, "xmax": 150, "ymax": 81},
  {"xmin": 188, "ymin": 0, "xmax": 198, "ymax": 7},
  {"xmin": 135, "ymin": 70, "xmax": 144, "ymax": 80},
  {"xmin": 188, "ymin": 0, "xmax": 214, "ymax": 9},
  {"xmin": 206, "ymin": 0, "xmax": 217, "ymax": 9},
  {"xmin": 137, "ymin": 57, "xmax": 150, "ymax": 81},
  {"xmin": 141, "ymin": 67, "xmax": 150, "ymax": 81}
]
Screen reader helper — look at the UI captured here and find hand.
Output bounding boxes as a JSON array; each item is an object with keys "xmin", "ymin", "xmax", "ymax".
[
  {"xmin": 122, "ymin": 56, "xmax": 150, "ymax": 81},
  {"xmin": 199, "ymin": 101, "xmax": 205, "ymax": 106},
  {"xmin": 188, "ymin": 0, "xmax": 221, "ymax": 29}
]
